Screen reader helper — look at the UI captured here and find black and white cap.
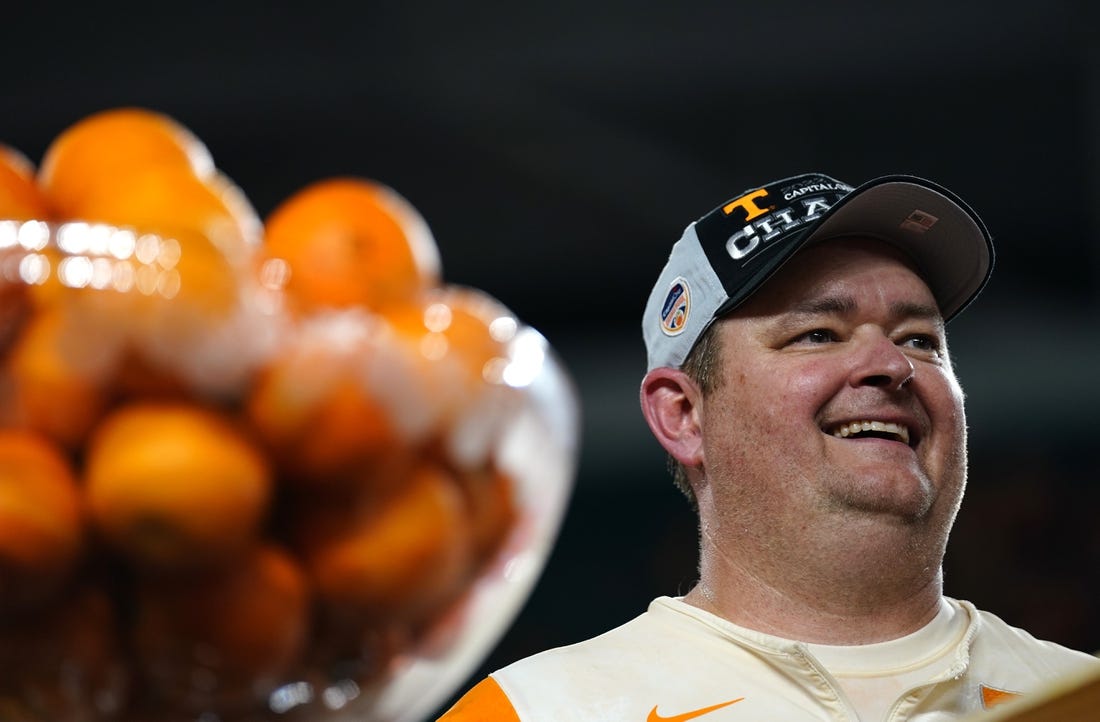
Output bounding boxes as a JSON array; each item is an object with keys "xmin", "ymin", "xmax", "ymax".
[{"xmin": 642, "ymin": 173, "xmax": 995, "ymax": 371}]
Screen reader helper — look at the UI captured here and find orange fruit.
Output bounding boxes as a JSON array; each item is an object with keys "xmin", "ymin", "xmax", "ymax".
[
  {"xmin": 38, "ymin": 107, "xmax": 215, "ymax": 218},
  {"xmin": 108, "ymin": 347, "xmax": 192, "ymax": 402},
  {"xmin": 383, "ymin": 285, "xmax": 519, "ymax": 400},
  {"xmin": 0, "ymin": 286, "xmax": 29, "ymax": 358},
  {"xmin": 22, "ymin": 222, "xmax": 240, "ymax": 322},
  {"xmin": 84, "ymin": 401, "xmax": 273, "ymax": 571},
  {"xmin": 130, "ymin": 544, "xmax": 309, "ymax": 714},
  {"xmin": 0, "ymin": 143, "xmax": 51, "ymax": 221},
  {"xmin": 244, "ymin": 310, "xmax": 402, "ymax": 488},
  {"xmin": 0, "ymin": 281, "xmax": 29, "ymax": 359},
  {"xmin": 295, "ymin": 461, "xmax": 474, "ymax": 625},
  {"xmin": 459, "ymin": 464, "xmax": 518, "ymax": 563},
  {"xmin": 114, "ymin": 226, "xmax": 259, "ymax": 397},
  {"xmin": 209, "ymin": 170, "xmax": 263, "ymax": 255},
  {"xmin": 0, "ymin": 145, "xmax": 51, "ymax": 352},
  {"xmin": 381, "ymin": 285, "xmax": 527, "ymax": 467},
  {"xmin": 21, "ymin": 223, "xmax": 257, "ymax": 399},
  {"xmin": 72, "ymin": 165, "xmax": 260, "ymax": 265},
  {"xmin": 0, "ymin": 268, "xmax": 31, "ymax": 362},
  {"xmin": 1, "ymin": 308, "xmax": 112, "ymax": 449},
  {"xmin": 12, "ymin": 244, "xmax": 66, "ymax": 311},
  {"xmin": 0, "ymin": 429, "xmax": 85, "ymax": 611},
  {"xmin": 261, "ymin": 176, "xmax": 441, "ymax": 313}
]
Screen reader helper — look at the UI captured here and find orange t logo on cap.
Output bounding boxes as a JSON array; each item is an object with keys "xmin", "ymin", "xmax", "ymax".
[{"xmin": 722, "ymin": 189, "xmax": 771, "ymax": 221}]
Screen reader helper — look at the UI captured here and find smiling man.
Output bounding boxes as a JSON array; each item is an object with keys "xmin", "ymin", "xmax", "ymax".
[{"xmin": 438, "ymin": 174, "xmax": 1099, "ymax": 721}]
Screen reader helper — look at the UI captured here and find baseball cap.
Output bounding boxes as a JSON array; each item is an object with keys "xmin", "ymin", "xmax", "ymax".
[{"xmin": 642, "ymin": 173, "xmax": 994, "ymax": 371}]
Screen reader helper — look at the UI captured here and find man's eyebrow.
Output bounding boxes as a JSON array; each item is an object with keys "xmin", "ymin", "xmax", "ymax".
[
  {"xmin": 785, "ymin": 297, "xmax": 944, "ymax": 323},
  {"xmin": 788, "ymin": 296, "xmax": 857, "ymax": 316},
  {"xmin": 889, "ymin": 301, "xmax": 944, "ymax": 324}
]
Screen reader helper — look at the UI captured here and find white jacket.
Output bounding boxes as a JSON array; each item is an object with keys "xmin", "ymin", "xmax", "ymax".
[{"xmin": 487, "ymin": 596, "xmax": 1099, "ymax": 722}]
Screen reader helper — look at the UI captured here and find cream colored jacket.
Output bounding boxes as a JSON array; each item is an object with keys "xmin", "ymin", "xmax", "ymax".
[{"xmin": 440, "ymin": 596, "xmax": 1099, "ymax": 722}]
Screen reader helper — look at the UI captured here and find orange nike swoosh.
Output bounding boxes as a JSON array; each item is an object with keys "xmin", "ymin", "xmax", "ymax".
[
  {"xmin": 980, "ymin": 684, "xmax": 1022, "ymax": 709},
  {"xmin": 647, "ymin": 697, "xmax": 745, "ymax": 722}
]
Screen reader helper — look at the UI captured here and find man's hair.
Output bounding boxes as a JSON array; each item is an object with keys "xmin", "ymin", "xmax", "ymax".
[{"xmin": 669, "ymin": 321, "xmax": 723, "ymax": 509}]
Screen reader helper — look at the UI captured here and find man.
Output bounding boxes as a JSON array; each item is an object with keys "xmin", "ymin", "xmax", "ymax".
[{"xmin": 438, "ymin": 173, "xmax": 1099, "ymax": 721}]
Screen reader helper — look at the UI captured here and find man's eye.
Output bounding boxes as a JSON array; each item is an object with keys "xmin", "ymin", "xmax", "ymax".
[
  {"xmin": 796, "ymin": 329, "xmax": 838, "ymax": 344},
  {"xmin": 900, "ymin": 334, "xmax": 941, "ymax": 352}
]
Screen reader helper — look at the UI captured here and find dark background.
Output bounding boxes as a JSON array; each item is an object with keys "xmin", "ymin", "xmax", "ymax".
[{"xmin": 3, "ymin": 1, "xmax": 1099, "ymax": 719}]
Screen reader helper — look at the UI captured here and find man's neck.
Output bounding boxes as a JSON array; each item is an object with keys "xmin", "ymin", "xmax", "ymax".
[{"xmin": 686, "ymin": 519, "xmax": 947, "ymax": 645}]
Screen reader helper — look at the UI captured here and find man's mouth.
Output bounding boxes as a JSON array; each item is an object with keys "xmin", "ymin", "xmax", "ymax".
[{"xmin": 830, "ymin": 420, "xmax": 911, "ymax": 446}]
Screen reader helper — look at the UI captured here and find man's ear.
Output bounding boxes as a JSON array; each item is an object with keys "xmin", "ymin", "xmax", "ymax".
[{"xmin": 639, "ymin": 367, "xmax": 705, "ymax": 470}]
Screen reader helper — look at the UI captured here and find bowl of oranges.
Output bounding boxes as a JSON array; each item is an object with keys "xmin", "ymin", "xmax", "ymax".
[{"xmin": 0, "ymin": 108, "xmax": 578, "ymax": 722}]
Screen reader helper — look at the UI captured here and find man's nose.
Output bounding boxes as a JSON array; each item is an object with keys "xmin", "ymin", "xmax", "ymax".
[{"xmin": 848, "ymin": 330, "xmax": 915, "ymax": 391}]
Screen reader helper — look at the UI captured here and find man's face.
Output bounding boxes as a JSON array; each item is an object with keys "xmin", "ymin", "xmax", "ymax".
[{"xmin": 696, "ymin": 237, "xmax": 968, "ymax": 563}]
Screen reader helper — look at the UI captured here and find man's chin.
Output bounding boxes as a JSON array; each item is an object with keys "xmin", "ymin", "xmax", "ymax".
[{"xmin": 822, "ymin": 474, "xmax": 937, "ymax": 522}]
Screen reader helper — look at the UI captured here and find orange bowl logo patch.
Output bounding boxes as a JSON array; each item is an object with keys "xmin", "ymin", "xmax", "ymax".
[{"xmin": 660, "ymin": 277, "xmax": 690, "ymax": 336}]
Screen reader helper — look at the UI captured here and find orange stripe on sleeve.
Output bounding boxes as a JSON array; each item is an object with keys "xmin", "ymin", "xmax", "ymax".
[{"xmin": 436, "ymin": 676, "xmax": 522, "ymax": 722}]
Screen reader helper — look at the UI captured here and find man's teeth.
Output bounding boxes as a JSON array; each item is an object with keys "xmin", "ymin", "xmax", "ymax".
[{"xmin": 832, "ymin": 421, "xmax": 910, "ymax": 444}]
